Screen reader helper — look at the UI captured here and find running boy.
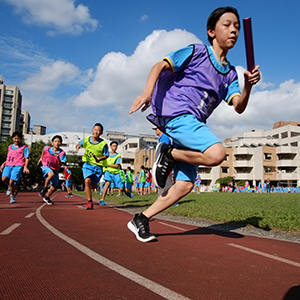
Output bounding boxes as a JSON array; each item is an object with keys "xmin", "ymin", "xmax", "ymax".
[
  {"xmin": 1, "ymin": 132, "xmax": 30, "ymax": 203},
  {"xmin": 128, "ymin": 6, "xmax": 260, "ymax": 242},
  {"xmin": 101, "ymin": 141, "xmax": 133, "ymax": 204},
  {"xmin": 38, "ymin": 135, "xmax": 66, "ymax": 205},
  {"xmin": 76, "ymin": 123, "xmax": 109, "ymax": 210}
]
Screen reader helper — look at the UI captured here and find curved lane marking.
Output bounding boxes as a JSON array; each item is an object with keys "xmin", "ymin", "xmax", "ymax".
[{"xmin": 36, "ymin": 204, "xmax": 191, "ymax": 300}]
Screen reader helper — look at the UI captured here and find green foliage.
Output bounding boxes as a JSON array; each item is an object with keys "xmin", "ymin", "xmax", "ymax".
[
  {"xmin": 26, "ymin": 140, "xmax": 46, "ymax": 186},
  {"xmin": 64, "ymin": 151, "xmax": 84, "ymax": 187},
  {"xmin": 216, "ymin": 176, "xmax": 233, "ymax": 186}
]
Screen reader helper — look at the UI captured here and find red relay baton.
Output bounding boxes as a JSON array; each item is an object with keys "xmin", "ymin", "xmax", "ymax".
[{"xmin": 243, "ymin": 17, "xmax": 255, "ymax": 72}]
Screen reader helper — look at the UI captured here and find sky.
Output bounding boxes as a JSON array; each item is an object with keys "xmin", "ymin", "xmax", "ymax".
[{"xmin": 0, "ymin": 0, "xmax": 300, "ymax": 141}]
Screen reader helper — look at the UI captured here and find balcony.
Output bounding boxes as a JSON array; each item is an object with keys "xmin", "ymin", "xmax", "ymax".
[
  {"xmin": 234, "ymin": 160, "xmax": 253, "ymax": 167},
  {"xmin": 276, "ymin": 160, "xmax": 297, "ymax": 167},
  {"xmin": 277, "ymin": 172, "xmax": 298, "ymax": 180}
]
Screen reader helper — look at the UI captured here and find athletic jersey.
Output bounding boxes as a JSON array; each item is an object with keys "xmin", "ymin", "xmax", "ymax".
[
  {"xmin": 126, "ymin": 171, "xmax": 133, "ymax": 183},
  {"xmin": 146, "ymin": 171, "xmax": 152, "ymax": 182},
  {"xmin": 42, "ymin": 146, "xmax": 66, "ymax": 171},
  {"xmin": 64, "ymin": 167, "xmax": 72, "ymax": 180},
  {"xmin": 147, "ymin": 43, "xmax": 241, "ymax": 129},
  {"xmin": 139, "ymin": 170, "xmax": 146, "ymax": 183},
  {"xmin": 134, "ymin": 175, "xmax": 139, "ymax": 184},
  {"xmin": 104, "ymin": 153, "xmax": 121, "ymax": 174},
  {"xmin": 119, "ymin": 169, "xmax": 125, "ymax": 182},
  {"xmin": 79, "ymin": 136, "xmax": 108, "ymax": 167},
  {"xmin": 5, "ymin": 144, "xmax": 29, "ymax": 167}
]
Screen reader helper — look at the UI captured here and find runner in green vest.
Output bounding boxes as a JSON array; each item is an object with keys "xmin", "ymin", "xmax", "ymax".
[
  {"xmin": 76, "ymin": 123, "xmax": 109, "ymax": 210},
  {"xmin": 100, "ymin": 141, "xmax": 133, "ymax": 204}
]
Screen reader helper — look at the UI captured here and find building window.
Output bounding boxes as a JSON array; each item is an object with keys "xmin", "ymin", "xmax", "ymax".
[
  {"xmin": 3, "ymin": 102, "xmax": 12, "ymax": 108},
  {"xmin": 221, "ymin": 167, "xmax": 229, "ymax": 173},
  {"xmin": 264, "ymin": 153, "xmax": 272, "ymax": 160}
]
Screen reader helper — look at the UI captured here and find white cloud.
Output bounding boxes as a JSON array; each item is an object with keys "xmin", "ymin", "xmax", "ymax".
[
  {"xmin": 73, "ymin": 29, "xmax": 202, "ymax": 107},
  {"xmin": 139, "ymin": 14, "xmax": 149, "ymax": 22},
  {"xmin": 20, "ymin": 60, "xmax": 80, "ymax": 93},
  {"xmin": 209, "ymin": 79, "xmax": 300, "ymax": 141},
  {"xmin": 4, "ymin": 0, "xmax": 98, "ymax": 35},
  {"xmin": 16, "ymin": 29, "xmax": 300, "ymax": 140}
]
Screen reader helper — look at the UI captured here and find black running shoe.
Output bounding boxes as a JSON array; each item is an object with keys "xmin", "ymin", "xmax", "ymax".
[
  {"xmin": 127, "ymin": 213, "xmax": 157, "ymax": 242},
  {"xmin": 152, "ymin": 142, "xmax": 175, "ymax": 188},
  {"xmin": 43, "ymin": 197, "xmax": 53, "ymax": 205},
  {"xmin": 39, "ymin": 187, "xmax": 47, "ymax": 197}
]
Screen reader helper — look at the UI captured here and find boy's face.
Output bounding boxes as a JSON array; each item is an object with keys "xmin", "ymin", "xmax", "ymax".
[
  {"xmin": 92, "ymin": 126, "xmax": 102, "ymax": 138},
  {"xmin": 110, "ymin": 143, "xmax": 118, "ymax": 152},
  {"xmin": 13, "ymin": 136, "xmax": 21, "ymax": 145},
  {"xmin": 52, "ymin": 138, "xmax": 62, "ymax": 149},
  {"xmin": 208, "ymin": 12, "xmax": 239, "ymax": 50}
]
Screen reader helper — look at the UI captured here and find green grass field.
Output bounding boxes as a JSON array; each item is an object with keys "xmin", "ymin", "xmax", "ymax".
[{"xmin": 76, "ymin": 191, "xmax": 300, "ymax": 233}]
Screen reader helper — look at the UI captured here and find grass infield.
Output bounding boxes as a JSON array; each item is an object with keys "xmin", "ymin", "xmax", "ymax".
[{"xmin": 76, "ymin": 191, "xmax": 300, "ymax": 233}]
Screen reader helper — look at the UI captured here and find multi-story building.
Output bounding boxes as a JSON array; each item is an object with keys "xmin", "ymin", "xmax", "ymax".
[
  {"xmin": 216, "ymin": 121, "xmax": 300, "ymax": 189},
  {"xmin": 0, "ymin": 79, "xmax": 22, "ymax": 141},
  {"xmin": 20, "ymin": 110, "xmax": 31, "ymax": 134}
]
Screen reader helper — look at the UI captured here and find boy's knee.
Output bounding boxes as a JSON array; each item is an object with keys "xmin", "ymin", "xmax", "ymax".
[{"xmin": 205, "ymin": 144, "xmax": 226, "ymax": 166}]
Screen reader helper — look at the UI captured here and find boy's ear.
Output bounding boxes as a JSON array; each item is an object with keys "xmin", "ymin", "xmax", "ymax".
[{"xmin": 207, "ymin": 28, "xmax": 215, "ymax": 39}]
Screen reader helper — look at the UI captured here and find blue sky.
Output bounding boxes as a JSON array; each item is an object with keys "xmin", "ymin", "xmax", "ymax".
[{"xmin": 0, "ymin": 0, "xmax": 300, "ymax": 141}]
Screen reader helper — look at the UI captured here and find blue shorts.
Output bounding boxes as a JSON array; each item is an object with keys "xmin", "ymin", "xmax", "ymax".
[
  {"xmin": 135, "ymin": 182, "xmax": 139, "ymax": 188},
  {"xmin": 165, "ymin": 114, "xmax": 220, "ymax": 183},
  {"xmin": 2, "ymin": 166, "xmax": 23, "ymax": 182},
  {"xmin": 145, "ymin": 181, "xmax": 151, "ymax": 188},
  {"xmin": 125, "ymin": 182, "xmax": 133, "ymax": 190},
  {"xmin": 139, "ymin": 181, "xmax": 145, "ymax": 187},
  {"xmin": 41, "ymin": 166, "xmax": 60, "ymax": 187},
  {"xmin": 104, "ymin": 171, "xmax": 124, "ymax": 189},
  {"xmin": 65, "ymin": 179, "xmax": 72, "ymax": 187},
  {"xmin": 82, "ymin": 163, "xmax": 103, "ymax": 185}
]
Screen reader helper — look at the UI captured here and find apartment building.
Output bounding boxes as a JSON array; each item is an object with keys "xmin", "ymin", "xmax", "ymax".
[
  {"xmin": 216, "ymin": 121, "xmax": 300, "ymax": 189},
  {"xmin": 0, "ymin": 79, "xmax": 22, "ymax": 141}
]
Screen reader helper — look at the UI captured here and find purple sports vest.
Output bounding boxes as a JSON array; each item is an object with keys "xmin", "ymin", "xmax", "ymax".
[{"xmin": 147, "ymin": 44, "xmax": 239, "ymax": 129}]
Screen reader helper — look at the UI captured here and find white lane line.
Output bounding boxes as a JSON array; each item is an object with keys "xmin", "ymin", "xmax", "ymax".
[
  {"xmin": 229, "ymin": 243, "xmax": 300, "ymax": 268},
  {"xmin": 0, "ymin": 223, "xmax": 21, "ymax": 235},
  {"xmin": 158, "ymin": 222, "xmax": 186, "ymax": 231},
  {"xmin": 25, "ymin": 212, "xmax": 35, "ymax": 218},
  {"xmin": 36, "ymin": 204, "xmax": 191, "ymax": 300}
]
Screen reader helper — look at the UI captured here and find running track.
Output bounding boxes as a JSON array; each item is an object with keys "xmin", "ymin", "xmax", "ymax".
[{"xmin": 1, "ymin": 192, "xmax": 299, "ymax": 300}]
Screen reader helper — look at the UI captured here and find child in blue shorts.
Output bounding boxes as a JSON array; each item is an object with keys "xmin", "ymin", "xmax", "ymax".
[
  {"xmin": 127, "ymin": 6, "xmax": 260, "ymax": 242},
  {"xmin": 38, "ymin": 135, "xmax": 66, "ymax": 205},
  {"xmin": 76, "ymin": 123, "xmax": 109, "ymax": 210},
  {"xmin": 101, "ymin": 141, "xmax": 133, "ymax": 204},
  {"xmin": 1, "ymin": 131, "xmax": 30, "ymax": 203}
]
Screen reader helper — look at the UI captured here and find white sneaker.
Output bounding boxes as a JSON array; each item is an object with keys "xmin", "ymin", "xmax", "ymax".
[{"xmin": 10, "ymin": 195, "xmax": 16, "ymax": 203}]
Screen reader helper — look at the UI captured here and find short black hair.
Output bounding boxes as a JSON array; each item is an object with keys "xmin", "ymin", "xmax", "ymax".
[
  {"xmin": 110, "ymin": 141, "xmax": 118, "ymax": 146},
  {"xmin": 94, "ymin": 123, "xmax": 103, "ymax": 131},
  {"xmin": 12, "ymin": 131, "xmax": 23, "ymax": 139},
  {"xmin": 52, "ymin": 135, "xmax": 63, "ymax": 143},
  {"xmin": 207, "ymin": 7, "xmax": 240, "ymax": 45}
]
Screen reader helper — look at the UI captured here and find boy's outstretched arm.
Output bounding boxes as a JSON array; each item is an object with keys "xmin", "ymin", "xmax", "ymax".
[
  {"xmin": 129, "ymin": 60, "xmax": 170, "ymax": 114},
  {"xmin": 232, "ymin": 65, "xmax": 260, "ymax": 114}
]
